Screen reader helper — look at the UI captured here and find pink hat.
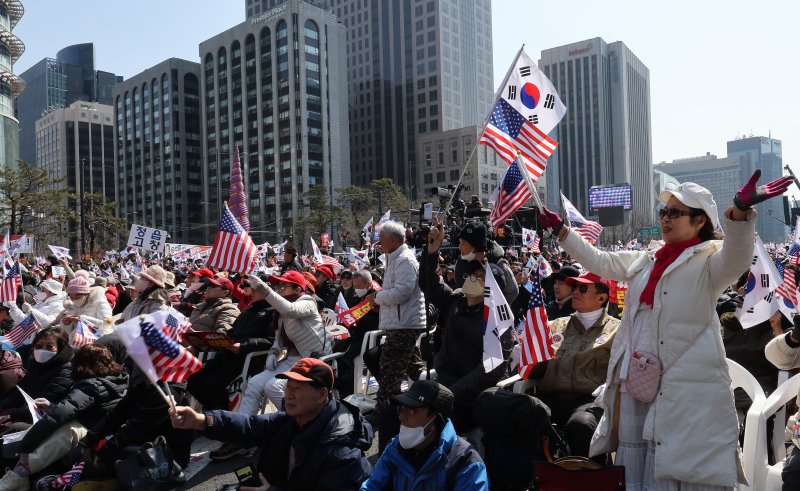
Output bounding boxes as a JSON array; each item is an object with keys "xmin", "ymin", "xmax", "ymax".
[{"xmin": 67, "ymin": 275, "xmax": 91, "ymax": 295}]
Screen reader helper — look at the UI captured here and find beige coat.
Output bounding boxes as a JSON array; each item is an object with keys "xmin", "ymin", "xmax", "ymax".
[
  {"xmin": 538, "ymin": 312, "xmax": 619, "ymax": 395},
  {"xmin": 764, "ymin": 333, "xmax": 800, "ymax": 404},
  {"xmin": 560, "ymin": 212, "xmax": 754, "ymax": 486},
  {"xmin": 188, "ymin": 297, "xmax": 240, "ymax": 333}
]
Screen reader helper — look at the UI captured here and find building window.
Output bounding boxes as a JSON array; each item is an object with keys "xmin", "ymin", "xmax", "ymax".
[
  {"xmin": 436, "ymin": 171, "xmax": 445, "ymax": 181},
  {"xmin": 450, "ymin": 169, "xmax": 459, "ymax": 180},
  {"xmin": 424, "ymin": 173, "xmax": 432, "ymax": 184}
]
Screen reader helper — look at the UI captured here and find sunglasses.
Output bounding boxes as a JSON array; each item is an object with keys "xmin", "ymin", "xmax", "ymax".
[
  {"xmin": 658, "ymin": 207, "xmax": 699, "ymax": 220},
  {"xmin": 240, "ymin": 282, "xmax": 251, "ymax": 288},
  {"xmin": 575, "ymin": 284, "xmax": 595, "ymax": 294}
]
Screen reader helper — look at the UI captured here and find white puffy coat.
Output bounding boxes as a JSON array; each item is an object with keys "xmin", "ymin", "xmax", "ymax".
[
  {"xmin": 560, "ymin": 213, "xmax": 754, "ymax": 486},
  {"xmin": 60, "ymin": 287, "xmax": 114, "ymax": 336},
  {"xmin": 4, "ymin": 291, "xmax": 67, "ymax": 328}
]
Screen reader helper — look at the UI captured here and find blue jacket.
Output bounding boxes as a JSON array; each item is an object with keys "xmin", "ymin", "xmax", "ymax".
[
  {"xmin": 205, "ymin": 398, "xmax": 373, "ymax": 490},
  {"xmin": 361, "ymin": 420, "xmax": 489, "ymax": 491}
]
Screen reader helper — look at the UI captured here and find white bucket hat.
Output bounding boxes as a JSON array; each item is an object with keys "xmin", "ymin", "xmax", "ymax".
[
  {"xmin": 39, "ymin": 278, "xmax": 63, "ymax": 295},
  {"xmin": 659, "ymin": 182, "xmax": 720, "ymax": 230}
]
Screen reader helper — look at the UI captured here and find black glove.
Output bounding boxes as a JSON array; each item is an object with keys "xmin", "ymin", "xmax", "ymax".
[
  {"xmin": 789, "ymin": 316, "xmax": 800, "ymax": 347},
  {"xmin": 69, "ymin": 442, "xmax": 90, "ymax": 464}
]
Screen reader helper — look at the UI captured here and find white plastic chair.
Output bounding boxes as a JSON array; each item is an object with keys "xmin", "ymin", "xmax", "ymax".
[
  {"xmin": 320, "ymin": 308, "xmax": 337, "ymax": 327},
  {"xmin": 750, "ymin": 370, "xmax": 800, "ymax": 490},
  {"xmin": 726, "ymin": 359, "xmax": 767, "ymax": 491},
  {"xmin": 352, "ymin": 329, "xmax": 385, "ymax": 395}
]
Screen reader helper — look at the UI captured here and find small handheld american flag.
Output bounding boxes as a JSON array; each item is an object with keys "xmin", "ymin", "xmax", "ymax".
[
  {"xmin": 141, "ymin": 319, "xmax": 202, "ymax": 383},
  {"xmin": 518, "ymin": 269, "xmax": 555, "ymax": 379},
  {"xmin": 53, "ymin": 461, "xmax": 85, "ymax": 487},
  {"xmin": 207, "ymin": 203, "xmax": 258, "ymax": 274},
  {"xmin": 3, "ymin": 314, "xmax": 40, "ymax": 349},
  {"xmin": 71, "ymin": 319, "xmax": 101, "ymax": 348}
]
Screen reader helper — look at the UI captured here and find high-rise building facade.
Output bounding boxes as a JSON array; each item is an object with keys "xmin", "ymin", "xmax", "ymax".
[
  {"xmin": 540, "ymin": 37, "xmax": 654, "ymax": 222},
  {"xmin": 17, "ymin": 43, "xmax": 122, "ymax": 166},
  {"xmin": 201, "ymin": 0, "xmax": 350, "ymax": 244},
  {"xmin": 113, "ymin": 58, "xmax": 205, "ymax": 244},
  {"xmin": 246, "ymin": 0, "xmax": 328, "ymax": 18},
  {"xmin": 35, "ymin": 101, "xmax": 115, "ymax": 249},
  {"xmin": 727, "ymin": 136, "xmax": 784, "ymax": 242},
  {"xmin": 0, "ymin": 0, "xmax": 24, "ymax": 170},
  {"xmin": 328, "ymin": 0, "xmax": 494, "ymax": 193}
]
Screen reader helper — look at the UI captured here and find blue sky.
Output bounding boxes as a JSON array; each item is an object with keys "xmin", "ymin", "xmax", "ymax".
[{"xmin": 15, "ymin": 0, "xmax": 800, "ymax": 198}]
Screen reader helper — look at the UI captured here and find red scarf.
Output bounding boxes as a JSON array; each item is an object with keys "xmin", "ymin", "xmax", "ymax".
[{"xmin": 639, "ymin": 237, "xmax": 702, "ymax": 306}]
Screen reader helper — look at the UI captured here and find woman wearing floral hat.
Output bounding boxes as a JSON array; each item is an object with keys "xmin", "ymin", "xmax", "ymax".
[{"xmin": 537, "ymin": 170, "xmax": 792, "ymax": 489}]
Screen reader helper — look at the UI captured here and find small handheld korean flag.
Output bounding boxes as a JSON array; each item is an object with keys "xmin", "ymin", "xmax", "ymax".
[
  {"xmin": 482, "ymin": 263, "xmax": 514, "ymax": 372},
  {"xmin": 741, "ymin": 236, "xmax": 782, "ymax": 314},
  {"xmin": 310, "ymin": 237, "xmax": 323, "ymax": 263}
]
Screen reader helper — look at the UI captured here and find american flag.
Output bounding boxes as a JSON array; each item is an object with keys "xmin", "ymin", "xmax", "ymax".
[
  {"xmin": 522, "ymin": 227, "xmax": 541, "ymax": 254},
  {"xmin": 561, "ymin": 192, "xmax": 603, "ymax": 244},
  {"xmin": 480, "ymin": 100, "xmax": 558, "ymax": 180},
  {"xmin": 518, "ymin": 269, "xmax": 555, "ymax": 379},
  {"xmin": 0, "ymin": 258, "xmax": 20, "ymax": 302},
  {"xmin": 54, "ymin": 461, "xmax": 85, "ymax": 487},
  {"xmin": 228, "ymin": 146, "xmax": 250, "ymax": 231},
  {"xmin": 789, "ymin": 242, "xmax": 800, "ymax": 265},
  {"xmin": 775, "ymin": 260, "xmax": 797, "ymax": 305},
  {"xmin": 207, "ymin": 203, "xmax": 258, "ymax": 274},
  {"xmin": 140, "ymin": 318, "xmax": 202, "ymax": 383},
  {"xmin": 315, "ymin": 255, "xmax": 341, "ymax": 269},
  {"xmin": 163, "ymin": 310, "xmax": 191, "ymax": 343},
  {"xmin": 489, "ymin": 160, "xmax": 531, "ymax": 227},
  {"xmin": 71, "ymin": 319, "xmax": 101, "ymax": 348},
  {"xmin": 3, "ymin": 314, "xmax": 40, "ymax": 348}
]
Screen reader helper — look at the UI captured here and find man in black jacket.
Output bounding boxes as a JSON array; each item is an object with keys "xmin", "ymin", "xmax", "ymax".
[
  {"xmin": 336, "ymin": 270, "xmax": 380, "ymax": 397},
  {"xmin": 313, "ymin": 264, "xmax": 340, "ymax": 311},
  {"xmin": 545, "ymin": 265, "xmax": 579, "ymax": 320},
  {"xmin": 279, "ymin": 246, "xmax": 303, "ymax": 275},
  {"xmin": 170, "ymin": 358, "xmax": 373, "ymax": 490},
  {"xmin": 186, "ymin": 278, "xmax": 277, "ymax": 411}
]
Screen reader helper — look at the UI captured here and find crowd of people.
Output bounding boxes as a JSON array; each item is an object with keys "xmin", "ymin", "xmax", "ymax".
[{"xmin": 0, "ymin": 170, "xmax": 798, "ymax": 490}]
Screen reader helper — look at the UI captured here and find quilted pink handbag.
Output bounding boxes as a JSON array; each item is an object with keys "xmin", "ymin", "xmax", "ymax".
[
  {"xmin": 624, "ymin": 324, "xmax": 710, "ymax": 404},
  {"xmin": 625, "ymin": 351, "xmax": 662, "ymax": 403}
]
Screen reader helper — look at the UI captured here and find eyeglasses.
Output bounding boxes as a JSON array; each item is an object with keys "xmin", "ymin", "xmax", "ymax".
[
  {"xmin": 275, "ymin": 284, "xmax": 293, "ymax": 291},
  {"xmin": 575, "ymin": 284, "xmax": 594, "ymax": 294},
  {"xmin": 658, "ymin": 207, "xmax": 698, "ymax": 220},
  {"xmin": 240, "ymin": 282, "xmax": 251, "ymax": 288}
]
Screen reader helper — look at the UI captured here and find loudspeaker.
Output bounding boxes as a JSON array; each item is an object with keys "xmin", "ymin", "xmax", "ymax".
[{"xmin": 597, "ymin": 206, "xmax": 624, "ymax": 226}]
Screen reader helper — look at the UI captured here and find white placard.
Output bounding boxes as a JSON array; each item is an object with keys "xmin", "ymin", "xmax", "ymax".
[
  {"xmin": 127, "ymin": 224, "xmax": 168, "ymax": 253},
  {"xmin": 47, "ymin": 245, "xmax": 72, "ymax": 260},
  {"xmin": 51, "ymin": 266, "xmax": 66, "ymax": 278}
]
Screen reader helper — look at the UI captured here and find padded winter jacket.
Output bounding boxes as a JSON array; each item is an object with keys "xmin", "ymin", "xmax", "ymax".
[
  {"xmin": 361, "ymin": 419, "xmax": 488, "ymax": 490},
  {"xmin": 188, "ymin": 297, "xmax": 240, "ymax": 333},
  {"xmin": 374, "ymin": 244, "xmax": 426, "ymax": 331},
  {"xmin": 204, "ymin": 398, "xmax": 373, "ymax": 490},
  {"xmin": 0, "ymin": 344, "xmax": 74, "ymax": 422},
  {"xmin": 20, "ymin": 372, "xmax": 128, "ymax": 453}
]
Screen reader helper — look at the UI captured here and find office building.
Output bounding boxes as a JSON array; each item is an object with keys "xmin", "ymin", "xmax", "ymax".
[
  {"xmin": 727, "ymin": 135, "xmax": 785, "ymax": 242},
  {"xmin": 0, "ymin": 0, "xmax": 24, "ymax": 170},
  {"xmin": 200, "ymin": 0, "xmax": 350, "ymax": 244},
  {"xmin": 327, "ymin": 0, "xmax": 494, "ymax": 193},
  {"xmin": 35, "ymin": 101, "xmax": 115, "ymax": 249},
  {"xmin": 416, "ymin": 124, "xmax": 545, "ymax": 205},
  {"xmin": 246, "ymin": 0, "xmax": 329, "ymax": 18},
  {"xmin": 17, "ymin": 43, "xmax": 122, "ymax": 166},
  {"xmin": 113, "ymin": 58, "xmax": 204, "ymax": 244},
  {"xmin": 540, "ymin": 37, "xmax": 654, "ymax": 222}
]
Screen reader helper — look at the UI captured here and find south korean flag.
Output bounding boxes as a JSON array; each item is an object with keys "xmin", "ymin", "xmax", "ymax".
[{"xmin": 500, "ymin": 49, "xmax": 566, "ymax": 135}]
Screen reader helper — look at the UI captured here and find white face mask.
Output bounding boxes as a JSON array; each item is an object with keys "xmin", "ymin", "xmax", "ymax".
[
  {"xmin": 398, "ymin": 418, "xmax": 435, "ymax": 449},
  {"xmin": 33, "ymin": 349, "xmax": 57, "ymax": 364},
  {"xmin": 460, "ymin": 251, "xmax": 477, "ymax": 261},
  {"xmin": 354, "ymin": 288, "xmax": 368, "ymax": 297},
  {"xmin": 461, "ymin": 275, "xmax": 484, "ymax": 297},
  {"xmin": 35, "ymin": 292, "xmax": 47, "ymax": 304}
]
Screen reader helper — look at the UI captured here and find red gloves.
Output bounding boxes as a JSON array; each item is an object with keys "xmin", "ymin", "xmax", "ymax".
[
  {"xmin": 537, "ymin": 207, "xmax": 564, "ymax": 233},
  {"xmin": 734, "ymin": 169, "xmax": 793, "ymax": 211}
]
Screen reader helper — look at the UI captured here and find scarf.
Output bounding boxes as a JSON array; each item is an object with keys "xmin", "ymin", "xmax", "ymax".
[
  {"xmin": 639, "ymin": 237, "xmax": 702, "ymax": 306},
  {"xmin": 275, "ymin": 292, "xmax": 304, "ymax": 352}
]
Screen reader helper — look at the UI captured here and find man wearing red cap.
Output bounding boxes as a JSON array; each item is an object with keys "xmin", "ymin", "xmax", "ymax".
[
  {"xmin": 170, "ymin": 358, "xmax": 373, "ymax": 490},
  {"xmin": 523, "ymin": 271, "xmax": 619, "ymax": 459},
  {"xmin": 312, "ymin": 264, "xmax": 340, "ymax": 311}
]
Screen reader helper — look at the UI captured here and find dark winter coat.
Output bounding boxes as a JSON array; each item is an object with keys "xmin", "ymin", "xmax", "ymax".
[
  {"xmin": 280, "ymin": 257, "xmax": 304, "ymax": 275},
  {"xmin": 545, "ymin": 297, "xmax": 575, "ymax": 321},
  {"xmin": 419, "ymin": 254, "xmax": 508, "ymax": 405},
  {"xmin": 83, "ymin": 381, "xmax": 194, "ymax": 467},
  {"xmin": 204, "ymin": 398, "xmax": 373, "ymax": 491},
  {"xmin": 315, "ymin": 280, "xmax": 341, "ymax": 311},
  {"xmin": 20, "ymin": 373, "xmax": 129, "ymax": 453},
  {"xmin": 0, "ymin": 344, "xmax": 74, "ymax": 422},
  {"xmin": 721, "ymin": 312, "xmax": 780, "ymax": 406}
]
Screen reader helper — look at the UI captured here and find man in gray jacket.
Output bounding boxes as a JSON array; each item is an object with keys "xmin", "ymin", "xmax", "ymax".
[{"xmin": 367, "ymin": 220, "xmax": 426, "ymax": 451}]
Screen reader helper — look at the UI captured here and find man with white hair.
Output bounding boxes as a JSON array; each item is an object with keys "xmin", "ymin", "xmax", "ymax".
[
  {"xmin": 3, "ymin": 279, "xmax": 66, "ymax": 328},
  {"xmin": 366, "ymin": 220, "xmax": 426, "ymax": 451}
]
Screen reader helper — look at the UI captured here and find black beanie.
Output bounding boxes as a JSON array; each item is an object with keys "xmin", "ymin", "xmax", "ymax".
[{"xmin": 458, "ymin": 222, "xmax": 488, "ymax": 252}]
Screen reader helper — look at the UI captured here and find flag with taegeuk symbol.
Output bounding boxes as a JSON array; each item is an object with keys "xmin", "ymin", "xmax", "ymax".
[
  {"xmin": 482, "ymin": 263, "xmax": 514, "ymax": 372},
  {"xmin": 71, "ymin": 319, "xmax": 101, "ymax": 348},
  {"xmin": 116, "ymin": 311, "xmax": 202, "ymax": 384},
  {"xmin": 479, "ymin": 48, "xmax": 565, "ymax": 181},
  {"xmin": 207, "ymin": 203, "xmax": 258, "ymax": 274},
  {"xmin": 518, "ymin": 269, "xmax": 555, "ymax": 379}
]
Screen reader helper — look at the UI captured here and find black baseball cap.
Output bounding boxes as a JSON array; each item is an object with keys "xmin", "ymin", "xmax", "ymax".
[
  {"xmin": 391, "ymin": 380, "xmax": 454, "ymax": 418},
  {"xmin": 552, "ymin": 265, "xmax": 580, "ymax": 282}
]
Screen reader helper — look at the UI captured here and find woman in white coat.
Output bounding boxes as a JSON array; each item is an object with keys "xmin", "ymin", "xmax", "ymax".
[
  {"xmin": 3, "ymin": 279, "xmax": 66, "ymax": 328},
  {"xmin": 537, "ymin": 170, "xmax": 791, "ymax": 490},
  {"xmin": 59, "ymin": 272, "xmax": 114, "ymax": 338}
]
